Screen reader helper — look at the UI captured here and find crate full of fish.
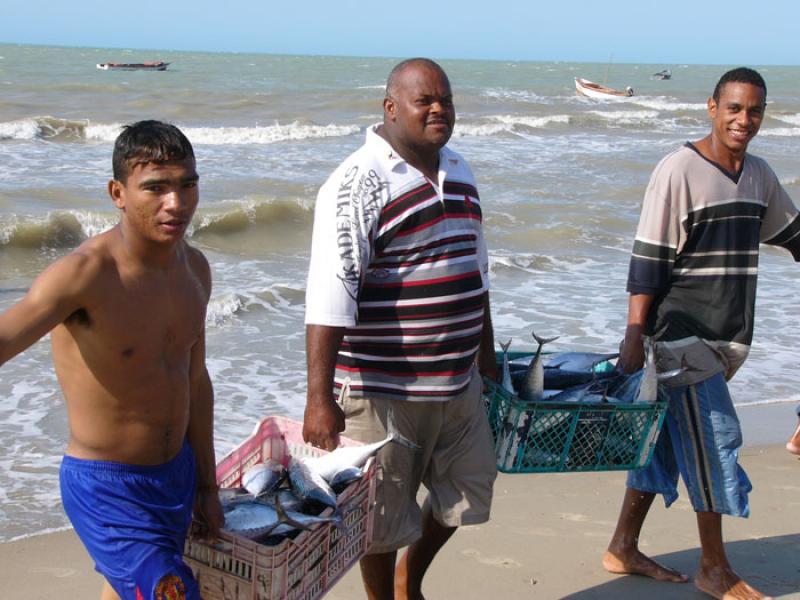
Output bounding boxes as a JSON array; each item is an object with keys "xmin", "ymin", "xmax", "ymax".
[
  {"xmin": 183, "ymin": 415, "xmax": 377, "ymax": 600},
  {"xmin": 485, "ymin": 334, "xmax": 669, "ymax": 474}
]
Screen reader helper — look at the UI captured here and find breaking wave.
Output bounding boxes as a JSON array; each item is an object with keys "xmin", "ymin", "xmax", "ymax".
[
  {"xmin": 207, "ymin": 284, "xmax": 306, "ymax": 327},
  {"xmin": 0, "ymin": 198, "xmax": 313, "ymax": 249},
  {"xmin": 0, "ymin": 117, "xmax": 361, "ymax": 145},
  {"xmin": 454, "ymin": 114, "xmax": 570, "ymax": 137}
]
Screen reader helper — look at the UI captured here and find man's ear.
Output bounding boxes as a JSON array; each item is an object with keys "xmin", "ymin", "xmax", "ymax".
[
  {"xmin": 109, "ymin": 179, "xmax": 125, "ymax": 210},
  {"xmin": 707, "ymin": 96, "xmax": 717, "ymax": 120},
  {"xmin": 383, "ymin": 96, "xmax": 396, "ymax": 121}
]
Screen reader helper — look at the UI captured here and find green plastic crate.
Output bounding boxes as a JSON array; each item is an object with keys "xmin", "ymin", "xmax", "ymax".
[{"xmin": 483, "ymin": 376, "xmax": 667, "ymax": 474}]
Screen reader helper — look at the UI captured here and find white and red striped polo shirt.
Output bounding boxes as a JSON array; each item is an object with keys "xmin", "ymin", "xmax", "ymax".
[{"xmin": 305, "ymin": 125, "xmax": 489, "ymax": 401}]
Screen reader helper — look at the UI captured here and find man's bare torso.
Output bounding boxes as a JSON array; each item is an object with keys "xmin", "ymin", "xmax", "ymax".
[{"xmin": 52, "ymin": 228, "xmax": 208, "ymax": 465}]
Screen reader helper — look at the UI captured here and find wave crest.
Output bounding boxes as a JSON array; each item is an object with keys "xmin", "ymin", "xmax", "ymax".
[{"xmin": 0, "ymin": 117, "xmax": 360, "ymax": 145}]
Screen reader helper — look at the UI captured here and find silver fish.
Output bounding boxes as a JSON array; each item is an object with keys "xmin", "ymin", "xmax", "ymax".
[
  {"xmin": 500, "ymin": 338, "xmax": 514, "ymax": 395},
  {"xmin": 329, "ymin": 466, "xmax": 363, "ymax": 492},
  {"xmin": 223, "ymin": 495, "xmax": 339, "ymax": 539},
  {"xmin": 288, "ymin": 455, "xmax": 338, "ymax": 508},
  {"xmin": 635, "ymin": 335, "xmax": 659, "ymax": 403},
  {"xmin": 242, "ymin": 459, "xmax": 286, "ymax": 497},
  {"xmin": 519, "ymin": 330, "xmax": 559, "ymax": 402},
  {"xmin": 307, "ymin": 408, "xmax": 419, "ymax": 485}
]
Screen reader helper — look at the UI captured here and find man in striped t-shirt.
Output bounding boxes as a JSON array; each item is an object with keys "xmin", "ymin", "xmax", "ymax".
[
  {"xmin": 304, "ymin": 58, "xmax": 498, "ymax": 599},
  {"xmin": 604, "ymin": 68, "xmax": 800, "ymax": 600}
]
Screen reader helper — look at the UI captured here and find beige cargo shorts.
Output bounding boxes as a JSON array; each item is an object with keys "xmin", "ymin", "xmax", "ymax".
[{"xmin": 341, "ymin": 368, "xmax": 498, "ymax": 554}]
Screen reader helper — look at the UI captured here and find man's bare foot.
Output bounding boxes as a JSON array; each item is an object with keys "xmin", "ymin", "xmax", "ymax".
[
  {"xmin": 786, "ymin": 423, "xmax": 800, "ymax": 456},
  {"xmin": 603, "ymin": 549, "xmax": 688, "ymax": 583},
  {"xmin": 695, "ymin": 565, "xmax": 772, "ymax": 599}
]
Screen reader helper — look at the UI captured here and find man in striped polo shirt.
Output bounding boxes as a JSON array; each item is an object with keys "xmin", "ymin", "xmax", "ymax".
[
  {"xmin": 304, "ymin": 58, "xmax": 498, "ymax": 599},
  {"xmin": 603, "ymin": 68, "xmax": 800, "ymax": 600}
]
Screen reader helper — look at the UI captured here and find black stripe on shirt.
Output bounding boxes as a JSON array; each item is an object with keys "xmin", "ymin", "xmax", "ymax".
[
  {"xmin": 763, "ymin": 214, "xmax": 800, "ymax": 260},
  {"xmin": 357, "ymin": 294, "xmax": 485, "ymax": 322}
]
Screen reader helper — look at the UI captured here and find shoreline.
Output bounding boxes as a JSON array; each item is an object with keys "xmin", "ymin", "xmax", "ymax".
[
  {"xmin": 2, "ymin": 399, "xmax": 798, "ymax": 599},
  {"xmin": 2, "ymin": 444, "xmax": 798, "ymax": 599}
]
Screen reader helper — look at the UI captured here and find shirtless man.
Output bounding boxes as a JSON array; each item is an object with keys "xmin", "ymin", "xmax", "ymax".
[
  {"xmin": 0, "ymin": 120, "xmax": 222, "ymax": 600},
  {"xmin": 604, "ymin": 68, "xmax": 799, "ymax": 599}
]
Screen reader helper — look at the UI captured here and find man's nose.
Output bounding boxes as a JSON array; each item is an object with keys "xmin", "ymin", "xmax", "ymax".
[{"xmin": 163, "ymin": 189, "xmax": 187, "ymax": 211}]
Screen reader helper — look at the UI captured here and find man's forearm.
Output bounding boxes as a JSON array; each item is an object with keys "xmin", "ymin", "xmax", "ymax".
[
  {"xmin": 477, "ymin": 294, "xmax": 497, "ymax": 379},
  {"xmin": 306, "ymin": 324, "xmax": 346, "ymax": 400}
]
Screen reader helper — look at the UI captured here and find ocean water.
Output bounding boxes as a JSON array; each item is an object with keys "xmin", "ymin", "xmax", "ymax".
[{"xmin": 1, "ymin": 43, "xmax": 799, "ymax": 541}]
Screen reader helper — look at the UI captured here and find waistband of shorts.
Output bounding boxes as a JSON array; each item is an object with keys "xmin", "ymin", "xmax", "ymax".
[{"xmin": 61, "ymin": 440, "xmax": 193, "ymax": 476}]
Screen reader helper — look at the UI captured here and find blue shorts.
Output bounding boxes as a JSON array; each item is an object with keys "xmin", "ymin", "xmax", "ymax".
[
  {"xmin": 60, "ymin": 442, "xmax": 199, "ymax": 600},
  {"xmin": 627, "ymin": 373, "xmax": 752, "ymax": 517}
]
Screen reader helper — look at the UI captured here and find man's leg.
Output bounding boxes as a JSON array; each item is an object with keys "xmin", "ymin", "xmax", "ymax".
[
  {"xmin": 100, "ymin": 581, "xmax": 121, "ymax": 600},
  {"xmin": 693, "ymin": 511, "xmax": 772, "ymax": 600},
  {"xmin": 395, "ymin": 504, "xmax": 457, "ymax": 600},
  {"xmin": 360, "ymin": 551, "xmax": 398, "ymax": 600},
  {"xmin": 603, "ymin": 486, "xmax": 688, "ymax": 582},
  {"xmin": 786, "ymin": 407, "xmax": 800, "ymax": 455}
]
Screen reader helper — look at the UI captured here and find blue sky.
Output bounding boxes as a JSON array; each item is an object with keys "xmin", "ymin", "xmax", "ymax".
[{"xmin": 1, "ymin": 0, "xmax": 797, "ymax": 65}]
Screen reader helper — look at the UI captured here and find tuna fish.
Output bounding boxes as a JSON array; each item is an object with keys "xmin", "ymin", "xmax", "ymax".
[
  {"xmin": 635, "ymin": 334, "xmax": 659, "ymax": 403},
  {"xmin": 307, "ymin": 408, "xmax": 419, "ymax": 485},
  {"xmin": 519, "ymin": 330, "xmax": 560, "ymax": 401},
  {"xmin": 500, "ymin": 339, "xmax": 514, "ymax": 395},
  {"xmin": 288, "ymin": 455, "xmax": 338, "ymax": 509},
  {"xmin": 241, "ymin": 459, "xmax": 286, "ymax": 497},
  {"xmin": 222, "ymin": 494, "xmax": 340, "ymax": 539}
]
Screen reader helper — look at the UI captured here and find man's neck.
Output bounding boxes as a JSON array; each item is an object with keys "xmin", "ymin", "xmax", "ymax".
[
  {"xmin": 692, "ymin": 134, "xmax": 746, "ymax": 175},
  {"xmin": 115, "ymin": 224, "xmax": 181, "ymax": 271},
  {"xmin": 377, "ymin": 126, "xmax": 440, "ymax": 182}
]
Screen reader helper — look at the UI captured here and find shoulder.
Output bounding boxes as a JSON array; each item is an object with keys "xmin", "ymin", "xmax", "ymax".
[
  {"xmin": 442, "ymin": 146, "xmax": 476, "ymax": 181},
  {"xmin": 653, "ymin": 145, "xmax": 696, "ymax": 176},
  {"xmin": 320, "ymin": 142, "xmax": 386, "ymax": 192},
  {"xmin": 25, "ymin": 233, "xmax": 113, "ymax": 308},
  {"xmin": 184, "ymin": 243, "xmax": 212, "ymax": 298},
  {"xmin": 50, "ymin": 235, "xmax": 111, "ymax": 287},
  {"xmin": 744, "ymin": 152, "xmax": 778, "ymax": 179}
]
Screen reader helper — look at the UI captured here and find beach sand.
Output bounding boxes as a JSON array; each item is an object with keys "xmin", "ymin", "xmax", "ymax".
[{"xmin": 2, "ymin": 405, "xmax": 798, "ymax": 599}]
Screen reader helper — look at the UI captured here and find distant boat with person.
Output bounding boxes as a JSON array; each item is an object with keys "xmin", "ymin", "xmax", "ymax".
[
  {"xmin": 574, "ymin": 77, "xmax": 634, "ymax": 99},
  {"xmin": 96, "ymin": 61, "xmax": 170, "ymax": 71},
  {"xmin": 651, "ymin": 69, "xmax": 672, "ymax": 80}
]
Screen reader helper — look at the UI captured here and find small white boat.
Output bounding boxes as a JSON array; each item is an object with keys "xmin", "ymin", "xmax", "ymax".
[
  {"xmin": 96, "ymin": 61, "xmax": 170, "ymax": 71},
  {"xmin": 574, "ymin": 77, "xmax": 633, "ymax": 99}
]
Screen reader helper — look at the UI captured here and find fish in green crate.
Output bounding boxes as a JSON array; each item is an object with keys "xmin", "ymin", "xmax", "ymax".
[
  {"xmin": 519, "ymin": 330, "xmax": 559, "ymax": 401},
  {"xmin": 500, "ymin": 339, "xmax": 514, "ymax": 394}
]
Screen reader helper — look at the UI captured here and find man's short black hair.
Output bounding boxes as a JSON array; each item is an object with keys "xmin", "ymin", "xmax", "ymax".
[
  {"xmin": 385, "ymin": 57, "xmax": 448, "ymax": 98},
  {"xmin": 112, "ymin": 120, "xmax": 194, "ymax": 183},
  {"xmin": 712, "ymin": 67, "xmax": 767, "ymax": 103}
]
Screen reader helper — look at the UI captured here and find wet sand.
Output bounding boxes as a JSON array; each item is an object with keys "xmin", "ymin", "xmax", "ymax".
[{"xmin": 2, "ymin": 405, "xmax": 798, "ymax": 599}]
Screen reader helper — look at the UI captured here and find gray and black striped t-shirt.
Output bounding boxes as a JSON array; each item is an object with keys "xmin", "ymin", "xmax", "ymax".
[{"xmin": 627, "ymin": 143, "xmax": 800, "ymax": 384}]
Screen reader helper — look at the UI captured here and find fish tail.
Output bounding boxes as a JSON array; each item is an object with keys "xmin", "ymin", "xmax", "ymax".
[
  {"xmin": 274, "ymin": 494, "xmax": 312, "ymax": 532},
  {"xmin": 500, "ymin": 339, "xmax": 512, "ymax": 353},
  {"xmin": 386, "ymin": 407, "xmax": 420, "ymax": 450},
  {"xmin": 531, "ymin": 330, "xmax": 560, "ymax": 347}
]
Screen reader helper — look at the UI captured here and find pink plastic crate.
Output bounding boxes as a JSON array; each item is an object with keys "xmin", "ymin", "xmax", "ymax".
[{"xmin": 184, "ymin": 416, "xmax": 376, "ymax": 600}]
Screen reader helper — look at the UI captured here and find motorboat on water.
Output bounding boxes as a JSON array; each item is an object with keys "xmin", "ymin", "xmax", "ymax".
[
  {"xmin": 96, "ymin": 61, "xmax": 170, "ymax": 71},
  {"xmin": 574, "ymin": 77, "xmax": 634, "ymax": 99},
  {"xmin": 651, "ymin": 69, "xmax": 672, "ymax": 80}
]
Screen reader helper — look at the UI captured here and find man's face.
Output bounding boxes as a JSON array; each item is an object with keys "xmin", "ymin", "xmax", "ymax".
[
  {"xmin": 708, "ymin": 82, "xmax": 766, "ymax": 156},
  {"xmin": 384, "ymin": 63, "xmax": 455, "ymax": 152},
  {"xmin": 110, "ymin": 158, "xmax": 199, "ymax": 244}
]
